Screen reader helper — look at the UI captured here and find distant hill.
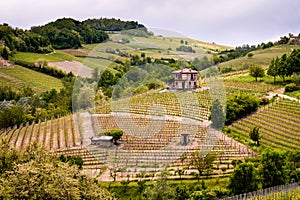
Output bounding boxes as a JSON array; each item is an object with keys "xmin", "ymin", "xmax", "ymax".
[
  {"xmin": 83, "ymin": 18, "xmax": 146, "ymax": 31},
  {"xmin": 0, "ymin": 17, "xmax": 149, "ymax": 54}
]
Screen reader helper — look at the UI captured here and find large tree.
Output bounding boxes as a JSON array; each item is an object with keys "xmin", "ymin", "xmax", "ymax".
[
  {"xmin": 228, "ymin": 162, "xmax": 259, "ymax": 195},
  {"xmin": 190, "ymin": 151, "xmax": 216, "ymax": 178},
  {"xmin": 0, "ymin": 142, "xmax": 115, "ymax": 199},
  {"xmin": 260, "ymin": 149, "xmax": 291, "ymax": 188}
]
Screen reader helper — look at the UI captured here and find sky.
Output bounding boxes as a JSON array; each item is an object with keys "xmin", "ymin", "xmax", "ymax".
[{"xmin": 1, "ymin": 0, "xmax": 300, "ymax": 47}]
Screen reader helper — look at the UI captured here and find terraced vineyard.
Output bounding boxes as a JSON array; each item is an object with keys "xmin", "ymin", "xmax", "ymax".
[
  {"xmin": 91, "ymin": 113, "xmax": 255, "ymax": 176},
  {"xmin": 0, "ymin": 115, "xmax": 81, "ymax": 150},
  {"xmin": 229, "ymin": 98, "xmax": 300, "ymax": 151},
  {"xmin": 96, "ymin": 90, "xmax": 212, "ymax": 122}
]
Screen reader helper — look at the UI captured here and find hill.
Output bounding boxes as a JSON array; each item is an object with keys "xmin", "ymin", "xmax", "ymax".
[
  {"xmin": 0, "ymin": 65, "xmax": 63, "ymax": 93},
  {"xmin": 219, "ymin": 45, "xmax": 299, "ymax": 75}
]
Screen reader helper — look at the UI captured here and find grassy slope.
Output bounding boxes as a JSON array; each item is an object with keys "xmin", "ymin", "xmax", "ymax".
[
  {"xmin": 218, "ymin": 45, "xmax": 299, "ymax": 72},
  {"xmin": 0, "ymin": 65, "xmax": 63, "ymax": 93},
  {"xmin": 13, "ymin": 51, "xmax": 83, "ymax": 63}
]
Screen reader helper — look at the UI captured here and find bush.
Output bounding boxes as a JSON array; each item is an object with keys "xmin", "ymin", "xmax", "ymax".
[{"xmin": 285, "ymin": 83, "xmax": 298, "ymax": 92}]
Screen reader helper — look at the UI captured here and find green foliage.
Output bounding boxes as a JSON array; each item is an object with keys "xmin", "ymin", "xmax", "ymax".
[
  {"xmin": 267, "ymin": 49, "xmax": 300, "ymax": 83},
  {"xmin": 225, "ymin": 94, "xmax": 260, "ymax": 125},
  {"xmin": 247, "ymin": 52, "xmax": 254, "ymax": 58},
  {"xmin": 210, "ymin": 99, "xmax": 225, "ymax": 130},
  {"xmin": 249, "ymin": 126, "xmax": 261, "ymax": 146},
  {"xmin": 175, "ymin": 185, "xmax": 190, "ymax": 200},
  {"xmin": 0, "ymin": 46, "xmax": 9, "ymax": 59},
  {"xmin": 228, "ymin": 162, "xmax": 259, "ymax": 195},
  {"xmin": 285, "ymin": 83, "xmax": 298, "ymax": 92},
  {"xmin": 191, "ymin": 56, "xmax": 213, "ymax": 71},
  {"xmin": 83, "ymin": 18, "xmax": 146, "ymax": 31},
  {"xmin": 0, "ymin": 141, "xmax": 115, "ymax": 199},
  {"xmin": 267, "ymin": 56, "xmax": 280, "ymax": 83},
  {"xmin": 176, "ymin": 45, "xmax": 195, "ymax": 53},
  {"xmin": 0, "ymin": 23, "xmax": 53, "ymax": 54},
  {"xmin": 259, "ymin": 149, "xmax": 298, "ymax": 188},
  {"xmin": 143, "ymin": 170, "xmax": 175, "ymax": 200},
  {"xmin": 0, "ymin": 105, "xmax": 26, "ymax": 128},
  {"xmin": 249, "ymin": 65, "xmax": 265, "ymax": 81},
  {"xmin": 0, "ymin": 77, "xmax": 74, "ymax": 129},
  {"xmin": 31, "ymin": 18, "xmax": 109, "ymax": 49},
  {"xmin": 59, "ymin": 155, "xmax": 84, "ymax": 169},
  {"xmin": 104, "ymin": 129, "xmax": 123, "ymax": 144},
  {"xmin": 190, "ymin": 151, "xmax": 217, "ymax": 177}
]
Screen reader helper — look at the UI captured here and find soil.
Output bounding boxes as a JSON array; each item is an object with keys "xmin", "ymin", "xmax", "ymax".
[{"xmin": 49, "ymin": 61, "xmax": 92, "ymax": 78}]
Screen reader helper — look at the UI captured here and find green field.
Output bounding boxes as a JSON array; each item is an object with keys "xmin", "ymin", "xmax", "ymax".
[
  {"xmin": 12, "ymin": 51, "xmax": 83, "ymax": 63},
  {"xmin": 0, "ymin": 65, "xmax": 63, "ymax": 93},
  {"xmin": 218, "ymin": 45, "xmax": 299, "ymax": 72}
]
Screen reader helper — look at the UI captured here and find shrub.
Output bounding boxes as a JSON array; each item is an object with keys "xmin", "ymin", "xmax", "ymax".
[{"xmin": 285, "ymin": 83, "xmax": 298, "ymax": 92}]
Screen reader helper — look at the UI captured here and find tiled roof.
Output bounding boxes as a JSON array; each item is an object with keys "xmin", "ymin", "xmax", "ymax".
[{"xmin": 172, "ymin": 68, "xmax": 198, "ymax": 74}]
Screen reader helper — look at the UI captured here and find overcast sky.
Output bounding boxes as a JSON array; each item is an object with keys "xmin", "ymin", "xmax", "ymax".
[{"xmin": 1, "ymin": 0, "xmax": 299, "ymax": 46}]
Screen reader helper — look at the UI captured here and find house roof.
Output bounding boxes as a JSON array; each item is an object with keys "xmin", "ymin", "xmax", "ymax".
[{"xmin": 172, "ymin": 68, "xmax": 198, "ymax": 74}]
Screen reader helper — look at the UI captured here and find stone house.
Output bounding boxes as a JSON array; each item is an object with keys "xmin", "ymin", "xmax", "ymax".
[{"xmin": 172, "ymin": 68, "xmax": 198, "ymax": 89}]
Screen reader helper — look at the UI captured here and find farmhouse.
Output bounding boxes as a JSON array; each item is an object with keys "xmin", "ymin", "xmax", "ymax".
[
  {"xmin": 172, "ymin": 68, "xmax": 198, "ymax": 89},
  {"xmin": 90, "ymin": 135, "xmax": 113, "ymax": 147}
]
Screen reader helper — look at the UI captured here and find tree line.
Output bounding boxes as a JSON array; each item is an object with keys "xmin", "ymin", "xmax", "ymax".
[
  {"xmin": 0, "ymin": 77, "xmax": 74, "ymax": 129},
  {"xmin": 0, "ymin": 17, "xmax": 148, "ymax": 58},
  {"xmin": 268, "ymin": 48, "xmax": 300, "ymax": 82}
]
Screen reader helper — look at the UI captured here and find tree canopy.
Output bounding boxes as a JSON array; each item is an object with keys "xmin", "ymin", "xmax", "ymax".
[
  {"xmin": 249, "ymin": 65, "xmax": 265, "ymax": 81},
  {"xmin": 0, "ymin": 141, "xmax": 115, "ymax": 199},
  {"xmin": 225, "ymin": 94, "xmax": 260, "ymax": 125}
]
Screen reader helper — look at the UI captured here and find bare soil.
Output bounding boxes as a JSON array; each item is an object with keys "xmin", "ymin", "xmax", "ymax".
[{"xmin": 49, "ymin": 61, "xmax": 92, "ymax": 78}]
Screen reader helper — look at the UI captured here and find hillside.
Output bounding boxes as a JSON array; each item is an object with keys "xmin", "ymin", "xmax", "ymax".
[
  {"xmin": 0, "ymin": 65, "xmax": 63, "ymax": 93},
  {"xmin": 228, "ymin": 98, "xmax": 300, "ymax": 151},
  {"xmin": 219, "ymin": 45, "xmax": 299, "ymax": 75}
]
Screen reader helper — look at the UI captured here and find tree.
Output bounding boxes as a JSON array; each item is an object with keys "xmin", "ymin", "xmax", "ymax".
[
  {"xmin": 175, "ymin": 185, "xmax": 189, "ymax": 200},
  {"xmin": 228, "ymin": 162, "xmax": 259, "ymax": 195},
  {"xmin": 104, "ymin": 129, "xmax": 123, "ymax": 144},
  {"xmin": 1, "ymin": 47, "xmax": 9, "ymax": 60},
  {"xmin": 278, "ymin": 54, "xmax": 288, "ymax": 81},
  {"xmin": 225, "ymin": 94, "xmax": 260, "ymax": 125},
  {"xmin": 259, "ymin": 149, "xmax": 297, "ymax": 188},
  {"xmin": 143, "ymin": 170, "xmax": 175, "ymax": 200},
  {"xmin": 249, "ymin": 126, "xmax": 261, "ymax": 146},
  {"xmin": 267, "ymin": 57, "xmax": 279, "ymax": 83},
  {"xmin": 190, "ymin": 151, "xmax": 216, "ymax": 178},
  {"xmin": 249, "ymin": 65, "xmax": 265, "ymax": 81},
  {"xmin": 212, "ymin": 55, "xmax": 220, "ymax": 64},
  {"xmin": 210, "ymin": 99, "xmax": 225, "ymax": 130},
  {"xmin": 0, "ymin": 143, "xmax": 115, "ymax": 200}
]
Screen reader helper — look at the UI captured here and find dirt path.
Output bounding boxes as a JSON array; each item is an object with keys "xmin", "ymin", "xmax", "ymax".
[{"xmin": 49, "ymin": 61, "xmax": 92, "ymax": 78}]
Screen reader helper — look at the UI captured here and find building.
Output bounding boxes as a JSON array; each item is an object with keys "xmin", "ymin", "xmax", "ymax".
[
  {"xmin": 172, "ymin": 68, "xmax": 198, "ymax": 89},
  {"xmin": 90, "ymin": 136, "xmax": 113, "ymax": 147}
]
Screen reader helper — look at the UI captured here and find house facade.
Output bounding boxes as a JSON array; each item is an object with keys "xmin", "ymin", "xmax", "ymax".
[{"xmin": 172, "ymin": 68, "xmax": 198, "ymax": 89}]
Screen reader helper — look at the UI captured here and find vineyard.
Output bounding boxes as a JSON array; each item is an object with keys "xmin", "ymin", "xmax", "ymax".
[
  {"xmin": 0, "ymin": 65, "xmax": 64, "ymax": 93},
  {"xmin": 0, "ymin": 115, "xmax": 81, "ymax": 150},
  {"xmin": 222, "ymin": 182, "xmax": 300, "ymax": 200},
  {"xmin": 229, "ymin": 98, "xmax": 300, "ymax": 151}
]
